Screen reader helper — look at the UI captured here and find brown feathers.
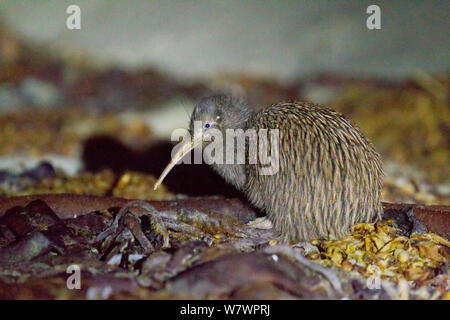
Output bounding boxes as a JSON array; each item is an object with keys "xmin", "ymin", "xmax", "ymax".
[{"xmin": 244, "ymin": 101, "xmax": 384, "ymax": 242}]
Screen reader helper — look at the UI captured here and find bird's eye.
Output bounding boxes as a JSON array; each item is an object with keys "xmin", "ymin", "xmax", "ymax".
[{"xmin": 204, "ymin": 122, "xmax": 211, "ymax": 129}]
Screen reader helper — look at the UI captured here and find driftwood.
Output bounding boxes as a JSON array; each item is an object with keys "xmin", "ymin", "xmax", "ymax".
[{"xmin": 0, "ymin": 194, "xmax": 257, "ymax": 223}]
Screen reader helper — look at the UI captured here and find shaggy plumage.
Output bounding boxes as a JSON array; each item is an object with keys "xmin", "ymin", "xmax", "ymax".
[{"xmin": 190, "ymin": 94, "xmax": 384, "ymax": 242}]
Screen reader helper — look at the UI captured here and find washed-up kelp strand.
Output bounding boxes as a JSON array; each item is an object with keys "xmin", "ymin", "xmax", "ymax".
[
  {"xmin": 0, "ymin": 194, "xmax": 257, "ymax": 222},
  {"xmin": 0, "ymin": 194, "xmax": 447, "ymax": 239}
]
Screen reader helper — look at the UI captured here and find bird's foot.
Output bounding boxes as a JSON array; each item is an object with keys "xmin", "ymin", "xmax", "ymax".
[
  {"xmin": 96, "ymin": 200, "xmax": 170, "ymax": 254},
  {"xmin": 292, "ymin": 241, "xmax": 319, "ymax": 256},
  {"xmin": 246, "ymin": 217, "xmax": 273, "ymax": 230}
]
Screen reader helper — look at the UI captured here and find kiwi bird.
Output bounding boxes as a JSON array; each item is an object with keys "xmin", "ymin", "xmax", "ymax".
[{"xmin": 154, "ymin": 94, "xmax": 384, "ymax": 242}]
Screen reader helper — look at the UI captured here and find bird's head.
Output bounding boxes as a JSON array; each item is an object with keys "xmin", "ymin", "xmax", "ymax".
[
  {"xmin": 154, "ymin": 94, "xmax": 251, "ymax": 190},
  {"xmin": 189, "ymin": 94, "xmax": 251, "ymax": 141}
]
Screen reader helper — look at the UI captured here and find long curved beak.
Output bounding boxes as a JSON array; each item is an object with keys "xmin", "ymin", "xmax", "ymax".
[{"xmin": 153, "ymin": 136, "xmax": 203, "ymax": 190}]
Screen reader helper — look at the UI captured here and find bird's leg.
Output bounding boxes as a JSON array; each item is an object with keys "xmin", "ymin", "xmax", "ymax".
[
  {"xmin": 291, "ymin": 241, "xmax": 319, "ymax": 256},
  {"xmin": 246, "ymin": 216, "xmax": 273, "ymax": 230},
  {"xmin": 246, "ymin": 218, "xmax": 319, "ymax": 254},
  {"xmin": 96, "ymin": 200, "xmax": 170, "ymax": 253}
]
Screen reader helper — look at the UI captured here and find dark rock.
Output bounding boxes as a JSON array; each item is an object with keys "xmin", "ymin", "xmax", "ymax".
[
  {"xmin": 167, "ymin": 252, "xmax": 337, "ymax": 299},
  {"xmin": 0, "ymin": 231, "xmax": 51, "ymax": 266},
  {"xmin": 383, "ymin": 206, "xmax": 428, "ymax": 237}
]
